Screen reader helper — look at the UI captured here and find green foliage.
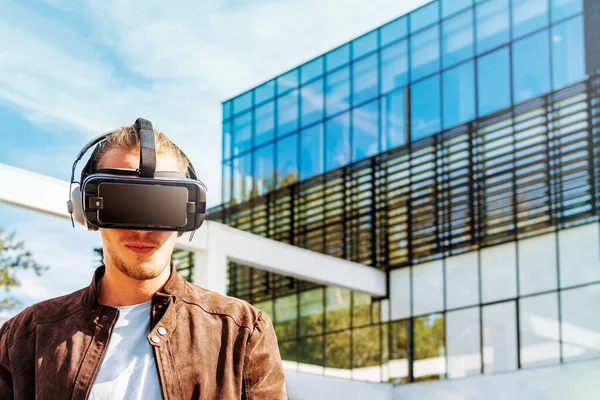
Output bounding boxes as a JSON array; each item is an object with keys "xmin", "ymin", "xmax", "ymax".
[{"xmin": 0, "ymin": 227, "xmax": 47, "ymax": 311}]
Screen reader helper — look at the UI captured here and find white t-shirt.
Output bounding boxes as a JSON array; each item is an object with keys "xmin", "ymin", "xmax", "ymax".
[{"xmin": 89, "ymin": 300, "xmax": 162, "ymax": 400}]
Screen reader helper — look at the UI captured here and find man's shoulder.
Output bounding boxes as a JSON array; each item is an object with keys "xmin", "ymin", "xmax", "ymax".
[
  {"xmin": 180, "ymin": 281, "xmax": 263, "ymax": 332},
  {"xmin": 1, "ymin": 287, "xmax": 87, "ymax": 344}
]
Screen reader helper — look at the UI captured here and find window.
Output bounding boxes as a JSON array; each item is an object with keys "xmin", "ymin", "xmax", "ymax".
[
  {"xmin": 352, "ymin": 100, "xmax": 379, "ymax": 162},
  {"xmin": 299, "ymin": 336, "xmax": 324, "ymax": 374},
  {"xmin": 301, "ymin": 57, "xmax": 323, "ymax": 84},
  {"xmin": 233, "ymin": 153, "xmax": 252, "ymax": 203},
  {"xmin": 412, "ymin": 260, "xmax": 444, "ymax": 316},
  {"xmin": 410, "ymin": 25, "xmax": 440, "ymax": 81},
  {"xmin": 352, "ymin": 292, "xmax": 373, "ymax": 327},
  {"xmin": 300, "ymin": 78, "xmax": 324, "ymax": 127},
  {"xmin": 482, "ymin": 301, "xmax": 518, "ymax": 373},
  {"xmin": 277, "ymin": 89, "xmax": 299, "ymax": 137},
  {"xmin": 353, "ymin": 326, "xmax": 381, "ymax": 382},
  {"xmin": 381, "ymin": 16, "xmax": 408, "ymax": 47},
  {"xmin": 233, "ymin": 91, "xmax": 252, "ymax": 115},
  {"xmin": 326, "ymin": 44, "xmax": 350, "ymax": 72},
  {"xmin": 561, "ymin": 283, "xmax": 600, "ymax": 362},
  {"xmin": 222, "ymin": 160, "xmax": 232, "ymax": 204},
  {"xmin": 232, "ymin": 111, "xmax": 252, "ymax": 155},
  {"xmin": 413, "ymin": 313, "xmax": 446, "ymax": 381},
  {"xmin": 442, "ymin": 0, "xmax": 472, "ymax": 18},
  {"xmin": 255, "ymin": 80, "xmax": 275, "ymax": 105},
  {"xmin": 275, "ymin": 294, "xmax": 298, "ymax": 340},
  {"xmin": 411, "ymin": 74, "xmax": 441, "ymax": 141},
  {"xmin": 446, "ymin": 307, "xmax": 481, "ymax": 378},
  {"xmin": 443, "ymin": 61, "xmax": 475, "ymax": 129},
  {"xmin": 511, "ymin": 0, "xmax": 548, "ymax": 40},
  {"xmin": 477, "ymin": 47, "xmax": 511, "ymax": 116},
  {"xmin": 326, "ymin": 287, "xmax": 351, "ymax": 331},
  {"xmin": 551, "ymin": 0, "xmax": 582, "ymax": 23},
  {"xmin": 277, "ymin": 69, "xmax": 298, "ymax": 95},
  {"xmin": 445, "ymin": 252, "xmax": 479, "ymax": 309},
  {"xmin": 382, "ymin": 40, "xmax": 409, "ymax": 94},
  {"xmin": 222, "ymin": 120, "xmax": 232, "ymax": 160},
  {"xmin": 388, "ymin": 320, "xmax": 409, "ymax": 384},
  {"xmin": 518, "ymin": 233, "xmax": 558, "ymax": 296},
  {"xmin": 481, "ymin": 242, "xmax": 517, "ymax": 303},
  {"xmin": 558, "ymin": 223, "xmax": 600, "ymax": 288},
  {"xmin": 300, "ymin": 288, "xmax": 324, "ymax": 336},
  {"xmin": 519, "ymin": 293, "xmax": 560, "ymax": 368},
  {"xmin": 300, "ymin": 123, "xmax": 323, "ymax": 181},
  {"xmin": 222, "ymin": 101, "xmax": 231, "ymax": 120},
  {"xmin": 353, "ymin": 31, "xmax": 378, "ymax": 59},
  {"xmin": 390, "ymin": 268, "xmax": 411, "ymax": 320},
  {"xmin": 254, "ymin": 144, "xmax": 274, "ymax": 197},
  {"xmin": 552, "ymin": 16, "xmax": 586, "ymax": 90},
  {"xmin": 325, "ymin": 331, "xmax": 351, "ymax": 377},
  {"xmin": 476, "ymin": 0, "xmax": 509, "ymax": 54},
  {"xmin": 442, "ymin": 9, "xmax": 474, "ymax": 68},
  {"xmin": 326, "ymin": 66, "xmax": 350, "ymax": 116},
  {"xmin": 381, "ymin": 88, "xmax": 407, "ymax": 152},
  {"xmin": 410, "ymin": 1, "xmax": 439, "ymax": 33},
  {"xmin": 513, "ymin": 30, "xmax": 551, "ymax": 103},
  {"xmin": 254, "ymin": 101, "xmax": 275, "ymax": 147},
  {"xmin": 276, "ymin": 133, "xmax": 299, "ymax": 188},
  {"xmin": 325, "ymin": 112, "xmax": 351, "ymax": 171},
  {"xmin": 352, "ymin": 54, "xmax": 379, "ymax": 105}
]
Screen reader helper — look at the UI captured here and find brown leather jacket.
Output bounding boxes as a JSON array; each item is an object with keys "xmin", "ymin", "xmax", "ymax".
[{"xmin": 0, "ymin": 263, "xmax": 287, "ymax": 399}]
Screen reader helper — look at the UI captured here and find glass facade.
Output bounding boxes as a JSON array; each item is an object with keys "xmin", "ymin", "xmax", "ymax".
[
  {"xmin": 222, "ymin": 0, "xmax": 587, "ymax": 205},
  {"xmin": 215, "ymin": 0, "xmax": 598, "ymax": 389}
]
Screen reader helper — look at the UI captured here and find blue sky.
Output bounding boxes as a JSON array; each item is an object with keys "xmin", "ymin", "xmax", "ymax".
[{"xmin": 0, "ymin": 0, "xmax": 427, "ymax": 316}]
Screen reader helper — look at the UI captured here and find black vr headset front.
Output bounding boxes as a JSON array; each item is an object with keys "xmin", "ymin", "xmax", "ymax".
[{"xmin": 66, "ymin": 118, "xmax": 207, "ymax": 239}]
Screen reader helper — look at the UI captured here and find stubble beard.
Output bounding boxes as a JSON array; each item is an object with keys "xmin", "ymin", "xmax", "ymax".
[{"xmin": 106, "ymin": 247, "xmax": 167, "ymax": 280}]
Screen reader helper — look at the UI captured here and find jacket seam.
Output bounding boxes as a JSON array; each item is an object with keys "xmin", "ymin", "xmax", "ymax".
[
  {"xmin": 180, "ymin": 299, "xmax": 254, "ymax": 331},
  {"xmin": 6, "ymin": 307, "xmax": 84, "ymax": 350},
  {"xmin": 242, "ymin": 311, "xmax": 264, "ymax": 400}
]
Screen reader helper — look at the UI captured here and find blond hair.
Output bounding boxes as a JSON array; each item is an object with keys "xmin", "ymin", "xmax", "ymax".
[{"xmin": 92, "ymin": 124, "xmax": 190, "ymax": 175}]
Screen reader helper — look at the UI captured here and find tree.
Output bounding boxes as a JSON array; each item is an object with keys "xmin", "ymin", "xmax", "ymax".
[{"xmin": 0, "ymin": 227, "xmax": 47, "ymax": 311}]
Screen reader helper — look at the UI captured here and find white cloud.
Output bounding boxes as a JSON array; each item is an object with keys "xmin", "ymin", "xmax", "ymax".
[{"xmin": 1, "ymin": 0, "xmax": 430, "ymax": 207}]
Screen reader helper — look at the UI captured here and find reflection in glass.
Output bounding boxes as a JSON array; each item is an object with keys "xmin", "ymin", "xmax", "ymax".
[
  {"xmin": 326, "ymin": 67, "xmax": 351, "ymax": 116},
  {"xmin": 446, "ymin": 308, "xmax": 481, "ymax": 379},
  {"xmin": 352, "ymin": 100, "xmax": 379, "ymax": 162},
  {"xmin": 477, "ymin": 47, "xmax": 511, "ymax": 116},
  {"xmin": 222, "ymin": 160, "xmax": 232, "ymax": 204},
  {"xmin": 381, "ymin": 16, "xmax": 408, "ymax": 47},
  {"xmin": 277, "ymin": 89, "xmax": 299, "ymax": 137},
  {"xmin": 513, "ymin": 30, "xmax": 551, "ymax": 103},
  {"xmin": 326, "ymin": 287, "xmax": 351, "ymax": 331},
  {"xmin": 325, "ymin": 330, "xmax": 351, "ymax": 378},
  {"xmin": 443, "ymin": 61, "xmax": 475, "ymax": 129},
  {"xmin": 253, "ymin": 299, "xmax": 273, "ymax": 318},
  {"xmin": 275, "ymin": 294, "xmax": 298, "ymax": 340},
  {"xmin": 279, "ymin": 340, "xmax": 297, "ymax": 365},
  {"xmin": 352, "ymin": 54, "xmax": 379, "ymax": 105},
  {"xmin": 301, "ymin": 57, "xmax": 323, "ymax": 84},
  {"xmin": 233, "ymin": 112, "xmax": 252, "ymax": 155},
  {"xmin": 353, "ymin": 326, "xmax": 381, "ymax": 382},
  {"xmin": 552, "ymin": 16, "xmax": 586, "ymax": 90},
  {"xmin": 519, "ymin": 293, "xmax": 560, "ymax": 368},
  {"xmin": 299, "ymin": 336, "xmax": 324, "ymax": 374},
  {"xmin": 222, "ymin": 101, "xmax": 231, "ymax": 120},
  {"xmin": 254, "ymin": 144, "xmax": 274, "ymax": 197},
  {"xmin": 233, "ymin": 153, "xmax": 252, "ymax": 203},
  {"xmin": 476, "ymin": 0, "xmax": 509, "ymax": 54},
  {"xmin": 411, "ymin": 74, "xmax": 441, "ymax": 141},
  {"xmin": 442, "ymin": 0, "xmax": 472, "ymax": 18},
  {"xmin": 413, "ymin": 313, "xmax": 446, "ymax": 382},
  {"xmin": 353, "ymin": 31, "xmax": 378, "ymax": 60},
  {"xmin": 388, "ymin": 320, "xmax": 409, "ymax": 384},
  {"xmin": 561, "ymin": 284, "xmax": 600, "ymax": 362},
  {"xmin": 410, "ymin": 25, "xmax": 440, "ymax": 82},
  {"xmin": 442, "ymin": 9, "xmax": 474, "ymax": 68},
  {"xmin": 222, "ymin": 120, "xmax": 232, "ymax": 160},
  {"xmin": 325, "ymin": 113, "xmax": 351, "ymax": 172},
  {"xmin": 551, "ymin": 0, "xmax": 582, "ymax": 22},
  {"xmin": 254, "ymin": 101, "xmax": 275, "ymax": 148},
  {"xmin": 233, "ymin": 91, "xmax": 252, "ymax": 115},
  {"xmin": 255, "ymin": 81, "xmax": 275, "ymax": 105},
  {"xmin": 381, "ymin": 40, "xmax": 408, "ymax": 94},
  {"xmin": 276, "ymin": 133, "xmax": 299, "ymax": 188},
  {"xmin": 410, "ymin": 1, "xmax": 439, "ymax": 33},
  {"xmin": 277, "ymin": 69, "xmax": 298, "ymax": 95},
  {"xmin": 326, "ymin": 44, "xmax": 350, "ymax": 72},
  {"xmin": 300, "ymin": 288, "xmax": 324, "ymax": 336},
  {"xmin": 511, "ymin": 0, "xmax": 548, "ymax": 39},
  {"xmin": 381, "ymin": 88, "xmax": 406, "ymax": 152},
  {"xmin": 352, "ymin": 292, "xmax": 372, "ymax": 327},
  {"xmin": 482, "ymin": 301, "xmax": 517, "ymax": 373},
  {"xmin": 301, "ymin": 78, "xmax": 324, "ymax": 127},
  {"xmin": 300, "ymin": 123, "xmax": 324, "ymax": 181}
]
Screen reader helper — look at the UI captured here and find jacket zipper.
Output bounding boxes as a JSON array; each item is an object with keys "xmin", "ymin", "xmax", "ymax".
[{"xmin": 82, "ymin": 313, "xmax": 118, "ymax": 400}]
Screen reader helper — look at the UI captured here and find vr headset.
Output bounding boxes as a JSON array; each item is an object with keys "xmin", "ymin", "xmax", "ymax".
[{"xmin": 66, "ymin": 118, "xmax": 207, "ymax": 240}]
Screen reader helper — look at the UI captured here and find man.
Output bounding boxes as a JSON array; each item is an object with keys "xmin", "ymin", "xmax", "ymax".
[{"xmin": 0, "ymin": 123, "xmax": 287, "ymax": 399}]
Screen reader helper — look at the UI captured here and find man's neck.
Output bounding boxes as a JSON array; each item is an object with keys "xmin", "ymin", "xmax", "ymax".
[{"xmin": 98, "ymin": 263, "xmax": 171, "ymax": 307}]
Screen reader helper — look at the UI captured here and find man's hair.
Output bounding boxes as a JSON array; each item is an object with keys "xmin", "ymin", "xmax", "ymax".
[{"xmin": 92, "ymin": 124, "xmax": 190, "ymax": 175}]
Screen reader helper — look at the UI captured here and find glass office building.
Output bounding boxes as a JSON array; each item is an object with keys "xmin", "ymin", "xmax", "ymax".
[{"xmin": 212, "ymin": 0, "xmax": 600, "ymax": 388}]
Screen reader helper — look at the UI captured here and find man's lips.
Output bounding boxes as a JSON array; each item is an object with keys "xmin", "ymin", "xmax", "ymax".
[{"xmin": 125, "ymin": 243, "xmax": 156, "ymax": 254}]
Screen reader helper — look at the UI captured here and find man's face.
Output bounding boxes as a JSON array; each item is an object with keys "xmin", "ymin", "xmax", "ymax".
[{"xmin": 97, "ymin": 147, "xmax": 181, "ymax": 280}]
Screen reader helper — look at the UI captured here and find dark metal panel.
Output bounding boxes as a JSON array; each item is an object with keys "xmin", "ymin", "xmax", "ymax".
[{"xmin": 584, "ymin": 0, "xmax": 600, "ymax": 75}]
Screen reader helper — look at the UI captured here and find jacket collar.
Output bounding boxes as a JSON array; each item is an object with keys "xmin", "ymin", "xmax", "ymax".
[{"xmin": 82, "ymin": 259, "xmax": 185, "ymax": 321}]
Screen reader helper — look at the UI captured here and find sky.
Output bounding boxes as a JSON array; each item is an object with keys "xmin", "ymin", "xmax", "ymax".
[{"xmin": 0, "ymin": 0, "xmax": 430, "ymax": 316}]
